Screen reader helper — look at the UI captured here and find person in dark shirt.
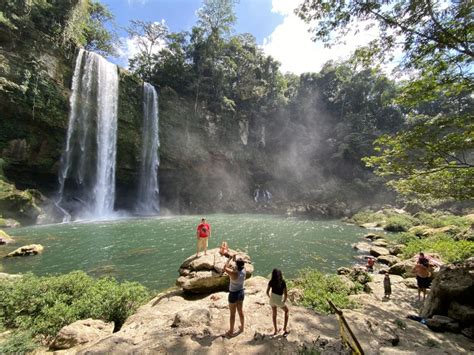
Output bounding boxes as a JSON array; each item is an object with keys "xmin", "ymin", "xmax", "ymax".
[
  {"xmin": 383, "ymin": 271, "xmax": 392, "ymax": 300},
  {"xmin": 266, "ymin": 268, "xmax": 289, "ymax": 336}
]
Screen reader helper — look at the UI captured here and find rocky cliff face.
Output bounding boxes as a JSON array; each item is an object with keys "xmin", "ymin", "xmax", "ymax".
[
  {"xmin": 0, "ymin": 1, "xmax": 338, "ymax": 220},
  {"xmin": 0, "ymin": 16, "xmax": 263, "ymax": 218}
]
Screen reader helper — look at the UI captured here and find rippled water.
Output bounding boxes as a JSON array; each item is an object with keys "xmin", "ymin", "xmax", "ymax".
[{"xmin": 2, "ymin": 214, "xmax": 365, "ymax": 291}]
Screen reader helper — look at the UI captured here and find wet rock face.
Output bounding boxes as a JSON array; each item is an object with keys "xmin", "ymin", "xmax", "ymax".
[
  {"xmin": 421, "ymin": 258, "xmax": 474, "ymax": 331},
  {"xmin": 176, "ymin": 248, "xmax": 254, "ymax": 293}
]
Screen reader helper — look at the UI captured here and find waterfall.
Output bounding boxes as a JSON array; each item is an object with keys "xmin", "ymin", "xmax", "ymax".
[
  {"xmin": 57, "ymin": 48, "xmax": 119, "ymax": 220},
  {"xmin": 136, "ymin": 82, "xmax": 160, "ymax": 214}
]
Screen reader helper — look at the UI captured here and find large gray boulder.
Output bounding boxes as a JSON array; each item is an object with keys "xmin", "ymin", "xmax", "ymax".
[
  {"xmin": 389, "ymin": 259, "xmax": 417, "ymax": 277},
  {"xmin": 421, "ymin": 258, "xmax": 474, "ymax": 329},
  {"xmin": 50, "ymin": 319, "xmax": 114, "ymax": 350},
  {"xmin": 377, "ymin": 254, "xmax": 400, "ymax": 266},
  {"xmin": 352, "ymin": 241, "xmax": 372, "ymax": 253},
  {"xmin": 176, "ymin": 248, "xmax": 254, "ymax": 293},
  {"xmin": 370, "ymin": 246, "xmax": 390, "ymax": 257}
]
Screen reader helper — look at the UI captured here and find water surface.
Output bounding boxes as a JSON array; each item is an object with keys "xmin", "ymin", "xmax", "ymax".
[{"xmin": 3, "ymin": 214, "xmax": 364, "ymax": 290}]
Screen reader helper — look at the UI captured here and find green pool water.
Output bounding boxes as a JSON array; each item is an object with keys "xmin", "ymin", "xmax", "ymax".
[{"xmin": 2, "ymin": 214, "xmax": 365, "ymax": 291}]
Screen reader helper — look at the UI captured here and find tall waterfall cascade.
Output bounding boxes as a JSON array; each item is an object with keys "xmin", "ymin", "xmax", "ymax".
[
  {"xmin": 57, "ymin": 48, "xmax": 119, "ymax": 220},
  {"xmin": 136, "ymin": 82, "xmax": 160, "ymax": 214}
]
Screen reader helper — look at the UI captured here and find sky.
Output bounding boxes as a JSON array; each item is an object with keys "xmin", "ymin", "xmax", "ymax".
[{"xmin": 102, "ymin": 0, "xmax": 385, "ymax": 74}]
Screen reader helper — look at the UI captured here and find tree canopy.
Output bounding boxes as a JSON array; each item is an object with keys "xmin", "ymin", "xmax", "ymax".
[{"xmin": 298, "ymin": 0, "xmax": 474, "ymax": 202}]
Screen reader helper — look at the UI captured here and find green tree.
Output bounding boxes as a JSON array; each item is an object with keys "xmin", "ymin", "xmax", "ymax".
[
  {"xmin": 83, "ymin": 1, "xmax": 118, "ymax": 56},
  {"xmin": 297, "ymin": 0, "xmax": 474, "ymax": 202},
  {"xmin": 197, "ymin": 0, "xmax": 238, "ymax": 37},
  {"xmin": 127, "ymin": 20, "xmax": 169, "ymax": 80}
]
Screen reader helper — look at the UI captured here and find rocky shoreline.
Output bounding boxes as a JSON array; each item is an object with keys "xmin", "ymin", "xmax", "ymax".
[
  {"xmin": 0, "ymin": 209, "xmax": 473, "ymax": 353},
  {"xmin": 47, "ymin": 272, "xmax": 473, "ymax": 354}
]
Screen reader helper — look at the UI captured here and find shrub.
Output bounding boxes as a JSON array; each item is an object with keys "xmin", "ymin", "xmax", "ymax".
[
  {"xmin": 401, "ymin": 235, "xmax": 474, "ymax": 262},
  {"xmin": 0, "ymin": 271, "xmax": 151, "ymax": 340},
  {"xmin": 0, "ymin": 330, "xmax": 38, "ymax": 354},
  {"xmin": 384, "ymin": 215, "xmax": 416, "ymax": 232},
  {"xmin": 346, "ymin": 210, "xmax": 382, "ymax": 225},
  {"xmin": 289, "ymin": 269, "xmax": 358, "ymax": 314}
]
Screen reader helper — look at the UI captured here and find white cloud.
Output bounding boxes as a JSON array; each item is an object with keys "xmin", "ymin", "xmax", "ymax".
[
  {"xmin": 262, "ymin": 0, "xmax": 383, "ymax": 74},
  {"xmin": 127, "ymin": 0, "xmax": 149, "ymax": 5}
]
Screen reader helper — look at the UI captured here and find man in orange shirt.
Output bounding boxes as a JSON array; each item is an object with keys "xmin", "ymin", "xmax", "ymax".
[{"xmin": 196, "ymin": 217, "xmax": 211, "ymax": 257}]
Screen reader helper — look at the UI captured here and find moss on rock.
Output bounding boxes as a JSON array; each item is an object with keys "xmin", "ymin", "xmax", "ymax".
[{"xmin": 0, "ymin": 179, "xmax": 41, "ymax": 224}]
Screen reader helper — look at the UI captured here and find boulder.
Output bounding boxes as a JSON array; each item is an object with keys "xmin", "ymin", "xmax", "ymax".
[
  {"xmin": 369, "ymin": 246, "xmax": 390, "ymax": 257},
  {"xmin": 376, "ymin": 255, "xmax": 400, "ymax": 266},
  {"xmin": 336, "ymin": 275, "xmax": 356, "ymax": 292},
  {"xmin": 388, "ymin": 244, "xmax": 405, "ymax": 256},
  {"xmin": 0, "ymin": 230, "xmax": 14, "ymax": 245},
  {"xmin": 352, "ymin": 242, "xmax": 372, "ymax": 253},
  {"xmin": 171, "ymin": 308, "xmax": 212, "ymax": 328},
  {"xmin": 50, "ymin": 319, "xmax": 114, "ymax": 350},
  {"xmin": 176, "ymin": 248, "xmax": 254, "ymax": 293},
  {"xmin": 0, "ymin": 218, "xmax": 20, "ymax": 228},
  {"xmin": 287, "ymin": 287, "xmax": 304, "ymax": 304},
  {"xmin": 402, "ymin": 278, "xmax": 418, "ymax": 289},
  {"xmin": 5, "ymin": 244, "xmax": 44, "ymax": 257},
  {"xmin": 426, "ymin": 315, "xmax": 460, "ymax": 333},
  {"xmin": 337, "ymin": 267, "xmax": 351, "ymax": 275},
  {"xmin": 447, "ymin": 302, "xmax": 474, "ymax": 326},
  {"xmin": 389, "ymin": 259, "xmax": 416, "ymax": 277},
  {"xmin": 363, "ymin": 233, "xmax": 384, "ymax": 241},
  {"xmin": 372, "ymin": 240, "xmax": 388, "ymax": 247},
  {"xmin": 421, "ymin": 258, "xmax": 474, "ymax": 333},
  {"xmin": 361, "ymin": 222, "xmax": 383, "ymax": 230}
]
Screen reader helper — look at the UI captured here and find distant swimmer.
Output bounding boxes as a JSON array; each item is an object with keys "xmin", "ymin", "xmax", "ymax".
[{"xmin": 196, "ymin": 217, "xmax": 211, "ymax": 257}]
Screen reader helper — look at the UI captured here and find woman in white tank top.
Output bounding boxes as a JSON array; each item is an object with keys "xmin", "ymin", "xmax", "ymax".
[{"xmin": 223, "ymin": 254, "xmax": 246, "ymax": 337}]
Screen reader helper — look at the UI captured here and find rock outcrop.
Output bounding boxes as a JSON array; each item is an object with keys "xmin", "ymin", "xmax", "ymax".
[
  {"xmin": 50, "ymin": 319, "xmax": 114, "ymax": 350},
  {"xmin": 68, "ymin": 277, "xmax": 343, "ymax": 354},
  {"xmin": 389, "ymin": 259, "xmax": 417, "ymax": 277},
  {"xmin": 58, "ymin": 275, "xmax": 474, "ymax": 354},
  {"xmin": 5, "ymin": 244, "xmax": 44, "ymax": 257},
  {"xmin": 176, "ymin": 248, "xmax": 254, "ymax": 293},
  {"xmin": 0, "ymin": 229, "xmax": 14, "ymax": 244},
  {"xmin": 421, "ymin": 258, "xmax": 474, "ymax": 335},
  {"xmin": 370, "ymin": 246, "xmax": 390, "ymax": 257}
]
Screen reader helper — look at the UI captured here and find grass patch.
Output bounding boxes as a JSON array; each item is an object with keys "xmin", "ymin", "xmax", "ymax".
[
  {"xmin": 289, "ymin": 269, "xmax": 359, "ymax": 314},
  {"xmin": 0, "ymin": 271, "xmax": 151, "ymax": 350},
  {"xmin": 401, "ymin": 234, "xmax": 474, "ymax": 262},
  {"xmin": 414, "ymin": 212, "xmax": 471, "ymax": 228}
]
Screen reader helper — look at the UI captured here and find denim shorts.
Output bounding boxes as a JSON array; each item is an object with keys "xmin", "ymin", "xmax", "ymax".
[{"xmin": 228, "ymin": 289, "xmax": 245, "ymax": 304}]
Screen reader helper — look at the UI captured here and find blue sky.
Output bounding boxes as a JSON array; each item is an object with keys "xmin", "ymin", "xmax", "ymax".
[
  {"xmin": 101, "ymin": 0, "xmax": 283, "ymax": 43},
  {"xmin": 102, "ymin": 0, "xmax": 389, "ymax": 74}
]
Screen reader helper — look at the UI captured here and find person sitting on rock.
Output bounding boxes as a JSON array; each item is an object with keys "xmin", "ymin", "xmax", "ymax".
[
  {"xmin": 219, "ymin": 241, "xmax": 230, "ymax": 258},
  {"xmin": 413, "ymin": 257, "xmax": 432, "ymax": 302},
  {"xmin": 266, "ymin": 268, "xmax": 290, "ymax": 336},
  {"xmin": 223, "ymin": 254, "xmax": 245, "ymax": 337}
]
